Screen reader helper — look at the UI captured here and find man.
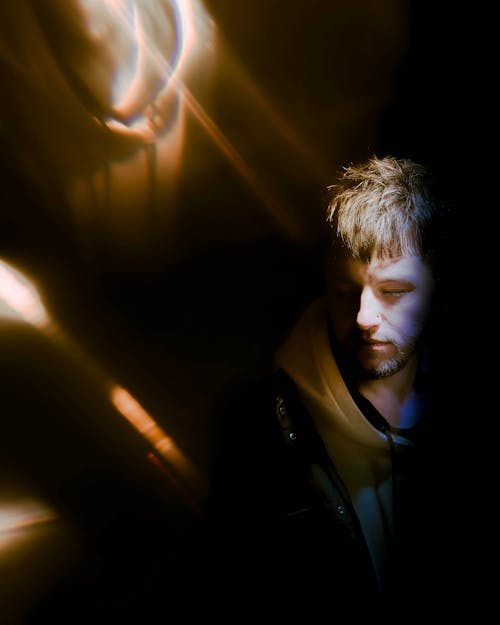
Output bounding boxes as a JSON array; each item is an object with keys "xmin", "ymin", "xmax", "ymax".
[{"xmin": 203, "ymin": 156, "xmax": 453, "ymax": 618}]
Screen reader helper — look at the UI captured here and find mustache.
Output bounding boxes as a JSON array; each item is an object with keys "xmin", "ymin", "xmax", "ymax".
[{"xmin": 349, "ymin": 329, "xmax": 392, "ymax": 345}]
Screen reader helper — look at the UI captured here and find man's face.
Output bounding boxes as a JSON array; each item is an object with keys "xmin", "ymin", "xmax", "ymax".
[{"xmin": 326, "ymin": 252, "xmax": 435, "ymax": 379}]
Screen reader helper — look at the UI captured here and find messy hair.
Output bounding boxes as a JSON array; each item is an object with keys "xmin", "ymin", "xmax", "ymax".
[{"xmin": 326, "ymin": 156, "xmax": 445, "ymax": 265}]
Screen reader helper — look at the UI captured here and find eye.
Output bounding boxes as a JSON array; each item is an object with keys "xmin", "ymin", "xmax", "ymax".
[
  {"xmin": 378, "ymin": 281, "xmax": 414, "ymax": 299},
  {"xmin": 380, "ymin": 289, "xmax": 409, "ymax": 298}
]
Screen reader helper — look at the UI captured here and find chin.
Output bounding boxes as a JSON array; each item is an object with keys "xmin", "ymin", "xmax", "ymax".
[{"xmin": 371, "ymin": 358, "xmax": 408, "ymax": 378}]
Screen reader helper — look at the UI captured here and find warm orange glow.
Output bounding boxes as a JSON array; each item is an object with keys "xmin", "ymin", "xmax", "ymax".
[
  {"xmin": 109, "ymin": 385, "xmax": 206, "ymax": 497},
  {"xmin": 0, "ymin": 499, "xmax": 58, "ymax": 550},
  {"xmin": 180, "ymin": 84, "xmax": 300, "ymax": 238},
  {"xmin": 0, "ymin": 260, "xmax": 50, "ymax": 328},
  {"xmin": 81, "ymin": 0, "xmax": 212, "ymax": 141},
  {"xmin": 67, "ymin": 0, "xmax": 215, "ymax": 252},
  {"xmin": 0, "ymin": 258, "xmax": 204, "ymax": 506},
  {"xmin": 214, "ymin": 37, "xmax": 336, "ymax": 185}
]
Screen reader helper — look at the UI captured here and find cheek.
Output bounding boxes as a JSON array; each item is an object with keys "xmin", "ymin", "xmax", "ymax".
[
  {"xmin": 390, "ymin": 299, "xmax": 431, "ymax": 336},
  {"xmin": 408, "ymin": 293, "xmax": 433, "ymax": 324}
]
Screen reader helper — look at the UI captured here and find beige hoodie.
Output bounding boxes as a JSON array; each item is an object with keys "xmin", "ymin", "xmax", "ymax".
[{"xmin": 275, "ymin": 296, "xmax": 414, "ymax": 590}]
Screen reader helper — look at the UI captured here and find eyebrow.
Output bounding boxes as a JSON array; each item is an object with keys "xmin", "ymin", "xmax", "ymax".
[{"xmin": 375, "ymin": 279, "xmax": 415, "ymax": 289}]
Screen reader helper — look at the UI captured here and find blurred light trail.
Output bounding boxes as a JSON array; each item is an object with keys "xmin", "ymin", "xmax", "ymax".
[
  {"xmin": 0, "ymin": 258, "xmax": 205, "ymax": 507},
  {"xmin": 79, "ymin": 1, "xmax": 299, "ymax": 237},
  {"xmin": 84, "ymin": 0, "xmax": 211, "ymax": 141},
  {"xmin": 65, "ymin": 0, "xmax": 215, "ymax": 252},
  {"xmin": 0, "ymin": 261, "xmax": 50, "ymax": 329},
  {"xmin": 110, "ymin": 385, "xmax": 206, "ymax": 499},
  {"xmin": 0, "ymin": 499, "xmax": 58, "ymax": 550},
  {"xmin": 177, "ymin": 81, "xmax": 301, "ymax": 239},
  {"xmin": 214, "ymin": 34, "xmax": 338, "ymax": 185}
]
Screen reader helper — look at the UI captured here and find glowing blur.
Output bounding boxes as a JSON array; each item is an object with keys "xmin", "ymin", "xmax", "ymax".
[
  {"xmin": 0, "ymin": 499, "xmax": 58, "ymax": 550},
  {"xmin": 78, "ymin": 0, "xmax": 212, "ymax": 140},
  {"xmin": 0, "ymin": 261, "xmax": 49, "ymax": 328},
  {"xmin": 0, "ymin": 259, "xmax": 205, "ymax": 506},
  {"xmin": 110, "ymin": 385, "xmax": 205, "ymax": 498}
]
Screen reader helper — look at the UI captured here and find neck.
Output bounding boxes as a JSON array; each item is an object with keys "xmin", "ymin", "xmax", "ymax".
[{"xmin": 358, "ymin": 355, "xmax": 421, "ymax": 429}]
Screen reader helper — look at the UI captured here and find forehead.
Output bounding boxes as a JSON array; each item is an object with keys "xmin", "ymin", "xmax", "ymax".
[{"xmin": 329, "ymin": 254, "xmax": 432, "ymax": 284}]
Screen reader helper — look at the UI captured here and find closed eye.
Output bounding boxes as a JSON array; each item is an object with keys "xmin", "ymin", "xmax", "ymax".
[
  {"xmin": 378, "ymin": 281, "xmax": 414, "ymax": 298},
  {"xmin": 381, "ymin": 290, "xmax": 408, "ymax": 297}
]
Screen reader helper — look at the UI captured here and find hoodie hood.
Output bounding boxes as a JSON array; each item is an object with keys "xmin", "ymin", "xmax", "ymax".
[
  {"xmin": 276, "ymin": 297, "xmax": 411, "ymax": 591},
  {"xmin": 275, "ymin": 296, "xmax": 390, "ymax": 449}
]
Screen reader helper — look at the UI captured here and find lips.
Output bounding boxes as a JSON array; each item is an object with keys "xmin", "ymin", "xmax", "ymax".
[
  {"xmin": 355, "ymin": 338, "xmax": 391, "ymax": 352},
  {"xmin": 360, "ymin": 339, "xmax": 388, "ymax": 346},
  {"xmin": 347, "ymin": 331, "xmax": 390, "ymax": 349}
]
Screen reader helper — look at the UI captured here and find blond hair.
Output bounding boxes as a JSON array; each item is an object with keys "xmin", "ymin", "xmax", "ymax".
[{"xmin": 327, "ymin": 156, "xmax": 442, "ymax": 264}]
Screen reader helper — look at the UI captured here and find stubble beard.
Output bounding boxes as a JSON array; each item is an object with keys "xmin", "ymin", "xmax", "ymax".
[{"xmin": 362, "ymin": 335, "xmax": 418, "ymax": 379}]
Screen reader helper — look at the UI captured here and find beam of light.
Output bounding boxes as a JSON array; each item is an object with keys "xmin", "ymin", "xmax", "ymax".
[
  {"xmin": 175, "ymin": 80, "xmax": 301, "ymax": 239},
  {"xmin": 109, "ymin": 385, "xmax": 206, "ymax": 499},
  {"xmin": 89, "ymin": 0, "xmax": 304, "ymax": 240},
  {"xmin": 98, "ymin": 0, "xmax": 182, "ymax": 121},
  {"xmin": 0, "ymin": 501, "xmax": 58, "ymax": 533},
  {"xmin": 213, "ymin": 34, "xmax": 339, "ymax": 186},
  {"xmin": 0, "ymin": 500, "xmax": 59, "ymax": 550},
  {"xmin": 67, "ymin": 0, "xmax": 216, "ymax": 253},
  {"xmin": 81, "ymin": 0, "xmax": 211, "ymax": 142},
  {"xmin": 0, "ymin": 260, "xmax": 50, "ymax": 329},
  {"xmin": 0, "ymin": 258, "xmax": 205, "ymax": 508},
  {"xmin": 73, "ymin": 0, "xmax": 305, "ymax": 244}
]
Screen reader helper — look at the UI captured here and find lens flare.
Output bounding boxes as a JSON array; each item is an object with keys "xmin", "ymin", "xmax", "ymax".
[
  {"xmin": 0, "ymin": 261, "xmax": 49, "ymax": 328},
  {"xmin": 0, "ymin": 499, "xmax": 58, "ymax": 550},
  {"xmin": 110, "ymin": 385, "xmax": 206, "ymax": 498},
  {"xmin": 78, "ymin": 0, "xmax": 211, "ymax": 140}
]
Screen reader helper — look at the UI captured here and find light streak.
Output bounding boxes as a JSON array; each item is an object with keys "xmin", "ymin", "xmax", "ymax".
[
  {"xmin": 110, "ymin": 385, "xmax": 205, "ymax": 498},
  {"xmin": 0, "ymin": 499, "xmax": 59, "ymax": 550},
  {"xmin": 0, "ymin": 260, "xmax": 50, "ymax": 328},
  {"xmin": 214, "ymin": 34, "xmax": 338, "ymax": 185},
  {"xmin": 0, "ymin": 258, "xmax": 206, "ymax": 507},
  {"xmin": 82, "ymin": 0, "xmax": 211, "ymax": 141},
  {"xmin": 172, "ymin": 81, "xmax": 300, "ymax": 239},
  {"xmin": 0, "ymin": 501, "xmax": 58, "ymax": 533}
]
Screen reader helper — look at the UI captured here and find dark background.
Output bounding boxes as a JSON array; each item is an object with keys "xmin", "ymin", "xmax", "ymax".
[
  {"xmin": 0, "ymin": 1, "xmax": 489, "ymax": 620},
  {"xmin": 0, "ymin": 0, "xmax": 479, "ymax": 507}
]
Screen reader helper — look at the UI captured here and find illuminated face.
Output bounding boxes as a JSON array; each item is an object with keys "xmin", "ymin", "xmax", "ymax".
[{"xmin": 326, "ymin": 252, "xmax": 435, "ymax": 379}]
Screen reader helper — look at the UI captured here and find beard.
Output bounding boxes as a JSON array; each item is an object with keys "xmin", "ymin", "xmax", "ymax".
[
  {"xmin": 330, "ymin": 325, "xmax": 420, "ymax": 382},
  {"xmin": 367, "ymin": 340, "xmax": 416, "ymax": 378}
]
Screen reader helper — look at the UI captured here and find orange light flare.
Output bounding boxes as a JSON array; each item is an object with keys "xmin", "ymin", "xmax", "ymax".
[
  {"xmin": 210, "ymin": 34, "xmax": 337, "ymax": 186},
  {"xmin": 0, "ymin": 499, "xmax": 59, "ymax": 551},
  {"xmin": 0, "ymin": 261, "xmax": 50, "ymax": 329},
  {"xmin": 68, "ymin": 0, "xmax": 215, "ymax": 241},
  {"xmin": 78, "ymin": 2, "xmax": 300, "ymax": 239},
  {"xmin": 110, "ymin": 385, "xmax": 207, "ymax": 500},
  {"xmin": 0, "ymin": 259, "xmax": 206, "ymax": 508},
  {"xmin": 176, "ymin": 81, "xmax": 302, "ymax": 239},
  {"xmin": 83, "ymin": 0, "xmax": 212, "ymax": 141}
]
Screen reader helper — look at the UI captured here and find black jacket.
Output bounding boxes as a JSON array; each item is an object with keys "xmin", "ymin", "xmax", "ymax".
[{"xmin": 202, "ymin": 367, "xmax": 453, "ymax": 619}]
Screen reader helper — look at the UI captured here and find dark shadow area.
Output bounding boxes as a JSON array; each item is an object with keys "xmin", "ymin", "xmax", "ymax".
[{"xmin": 0, "ymin": 0, "xmax": 491, "ymax": 621}]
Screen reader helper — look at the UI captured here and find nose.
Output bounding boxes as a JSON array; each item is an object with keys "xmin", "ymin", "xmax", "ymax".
[{"xmin": 356, "ymin": 287, "xmax": 380, "ymax": 329}]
